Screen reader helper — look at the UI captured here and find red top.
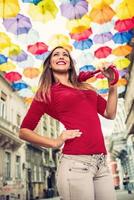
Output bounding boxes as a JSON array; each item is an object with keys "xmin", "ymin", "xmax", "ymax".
[{"xmin": 20, "ymin": 80, "xmax": 107, "ymax": 155}]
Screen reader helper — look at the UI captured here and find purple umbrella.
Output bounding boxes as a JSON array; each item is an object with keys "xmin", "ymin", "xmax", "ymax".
[
  {"xmin": 60, "ymin": 0, "xmax": 88, "ymax": 19},
  {"xmin": 10, "ymin": 50, "xmax": 28, "ymax": 62},
  {"xmin": 93, "ymin": 32, "xmax": 113, "ymax": 44},
  {"xmin": 3, "ymin": 14, "xmax": 32, "ymax": 35}
]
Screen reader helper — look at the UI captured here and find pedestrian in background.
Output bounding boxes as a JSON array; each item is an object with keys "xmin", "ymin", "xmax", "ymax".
[
  {"xmin": 123, "ymin": 172, "xmax": 132, "ymax": 194},
  {"xmin": 19, "ymin": 46, "xmax": 118, "ymax": 200}
]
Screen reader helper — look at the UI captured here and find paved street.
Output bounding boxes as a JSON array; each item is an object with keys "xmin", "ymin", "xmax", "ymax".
[{"xmin": 40, "ymin": 190, "xmax": 134, "ymax": 200}]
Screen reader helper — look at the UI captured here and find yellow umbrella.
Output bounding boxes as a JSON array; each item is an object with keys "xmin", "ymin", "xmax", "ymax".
[
  {"xmin": 116, "ymin": 0, "xmax": 134, "ymax": 19},
  {"xmin": 114, "ymin": 58, "xmax": 130, "ymax": 70},
  {"xmin": 24, "ymin": 97, "xmax": 33, "ymax": 104},
  {"xmin": 66, "ymin": 15, "xmax": 91, "ymax": 34},
  {"xmin": 87, "ymin": 0, "xmax": 114, "ymax": 7},
  {"xmin": 95, "ymin": 79, "xmax": 108, "ymax": 89},
  {"xmin": 28, "ymin": 0, "xmax": 58, "ymax": 23},
  {"xmin": 8, "ymin": 43, "xmax": 21, "ymax": 56},
  {"xmin": 112, "ymin": 45, "xmax": 132, "ymax": 56},
  {"xmin": 23, "ymin": 67, "xmax": 40, "ymax": 79},
  {"xmin": 0, "ymin": 0, "xmax": 20, "ymax": 18},
  {"xmin": 0, "ymin": 32, "xmax": 11, "ymax": 51},
  {"xmin": 0, "ymin": 61, "xmax": 16, "ymax": 71}
]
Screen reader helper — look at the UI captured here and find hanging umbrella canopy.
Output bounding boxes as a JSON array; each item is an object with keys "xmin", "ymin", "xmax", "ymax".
[
  {"xmin": 79, "ymin": 65, "xmax": 96, "ymax": 72},
  {"xmin": 23, "ymin": 67, "xmax": 40, "ymax": 79},
  {"xmin": 18, "ymin": 55, "xmax": 34, "ymax": 68},
  {"xmin": 12, "ymin": 82, "xmax": 28, "ymax": 90},
  {"xmin": 112, "ymin": 32, "xmax": 132, "ymax": 44},
  {"xmin": 114, "ymin": 18, "xmax": 134, "ymax": 32},
  {"xmin": 112, "ymin": 45, "xmax": 132, "ymax": 56},
  {"xmin": 117, "ymin": 85, "xmax": 126, "ymax": 94},
  {"xmin": 22, "ymin": 0, "xmax": 42, "ymax": 5},
  {"xmin": 89, "ymin": 3, "xmax": 115, "ymax": 24},
  {"xmin": 48, "ymin": 34, "xmax": 71, "ymax": 50},
  {"xmin": 119, "ymin": 68, "xmax": 128, "ymax": 77},
  {"xmin": 91, "ymin": 21, "xmax": 113, "ymax": 34},
  {"xmin": 0, "ymin": 54, "xmax": 8, "ymax": 64},
  {"xmin": 28, "ymin": 0, "xmax": 58, "ymax": 23},
  {"xmin": 60, "ymin": 0, "xmax": 88, "ymax": 19},
  {"xmin": 27, "ymin": 42, "xmax": 48, "ymax": 55},
  {"xmin": 70, "ymin": 28, "xmax": 92, "ymax": 41},
  {"xmin": 0, "ymin": 0, "xmax": 20, "ymax": 19},
  {"xmin": 116, "ymin": 0, "xmax": 134, "ymax": 20},
  {"xmin": 0, "ymin": 32, "xmax": 11, "ymax": 50},
  {"xmin": 86, "ymin": 0, "xmax": 114, "ymax": 7},
  {"xmin": 73, "ymin": 38, "xmax": 93, "ymax": 50},
  {"xmin": 4, "ymin": 71, "xmax": 22, "ymax": 82},
  {"xmin": 93, "ymin": 32, "xmax": 113, "ymax": 44},
  {"xmin": 94, "ymin": 46, "xmax": 112, "ymax": 58},
  {"xmin": 17, "ymin": 88, "xmax": 34, "ymax": 97},
  {"xmin": 35, "ymin": 51, "xmax": 51, "ymax": 60},
  {"xmin": 3, "ymin": 14, "xmax": 32, "ymax": 35},
  {"xmin": 66, "ymin": 15, "xmax": 91, "ymax": 34},
  {"xmin": 0, "ymin": 61, "xmax": 16, "ymax": 71},
  {"xmin": 23, "ymin": 97, "xmax": 33, "ymax": 104},
  {"xmin": 117, "ymin": 78, "xmax": 127, "ymax": 86},
  {"xmin": 10, "ymin": 50, "xmax": 28, "ymax": 62},
  {"xmin": 95, "ymin": 79, "xmax": 108, "ymax": 89},
  {"xmin": 17, "ymin": 29, "xmax": 39, "ymax": 45},
  {"xmin": 114, "ymin": 58, "xmax": 130, "ymax": 70},
  {"xmin": 8, "ymin": 43, "xmax": 21, "ymax": 56}
]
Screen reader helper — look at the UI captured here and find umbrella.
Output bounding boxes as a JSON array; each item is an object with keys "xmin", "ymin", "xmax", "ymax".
[
  {"xmin": 24, "ymin": 97, "xmax": 33, "ymax": 104},
  {"xmin": 70, "ymin": 28, "xmax": 92, "ymax": 41},
  {"xmin": 8, "ymin": 43, "xmax": 21, "ymax": 56},
  {"xmin": 0, "ymin": 0, "xmax": 20, "ymax": 18},
  {"xmin": 28, "ymin": 0, "xmax": 58, "ymax": 23},
  {"xmin": 93, "ymin": 32, "xmax": 113, "ymax": 44},
  {"xmin": 0, "ymin": 54, "xmax": 8, "ymax": 64},
  {"xmin": 95, "ymin": 79, "xmax": 108, "ymax": 89},
  {"xmin": 98, "ymin": 88, "xmax": 109, "ymax": 94},
  {"xmin": 79, "ymin": 65, "xmax": 96, "ymax": 72},
  {"xmin": 48, "ymin": 34, "xmax": 70, "ymax": 50},
  {"xmin": 17, "ymin": 29, "xmax": 39, "ymax": 45},
  {"xmin": 114, "ymin": 18, "xmax": 134, "ymax": 32},
  {"xmin": 0, "ymin": 32, "xmax": 11, "ymax": 50},
  {"xmin": 112, "ymin": 32, "xmax": 132, "ymax": 44},
  {"xmin": 94, "ymin": 46, "xmax": 112, "ymax": 58},
  {"xmin": 35, "ymin": 51, "xmax": 51, "ymax": 60},
  {"xmin": 60, "ymin": 0, "xmax": 88, "ymax": 19},
  {"xmin": 89, "ymin": 4, "xmax": 115, "ymax": 24},
  {"xmin": 112, "ymin": 45, "xmax": 132, "ymax": 56},
  {"xmin": 22, "ymin": 0, "xmax": 42, "ymax": 5},
  {"xmin": 0, "ymin": 61, "xmax": 16, "ymax": 71},
  {"xmin": 119, "ymin": 68, "xmax": 128, "ymax": 77},
  {"xmin": 4, "ymin": 72, "xmax": 22, "ymax": 82},
  {"xmin": 12, "ymin": 82, "xmax": 28, "ymax": 90},
  {"xmin": 86, "ymin": 0, "xmax": 114, "ymax": 7},
  {"xmin": 91, "ymin": 21, "xmax": 114, "ymax": 34},
  {"xmin": 10, "ymin": 50, "xmax": 28, "ymax": 62},
  {"xmin": 117, "ymin": 78, "xmax": 127, "ymax": 86},
  {"xmin": 3, "ymin": 14, "xmax": 32, "ymax": 35},
  {"xmin": 27, "ymin": 42, "xmax": 48, "ymax": 55},
  {"xmin": 66, "ymin": 14, "xmax": 91, "ymax": 33},
  {"xmin": 73, "ymin": 39, "xmax": 93, "ymax": 50},
  {"xmin": 23, "ymin": 67, "xmax": 40, "ymax": 79},
  {"xmin": 17, "ymin": 88, "xmax": 34, "ymax": 97},
  {"xmin": 114, "ymin": 58, "xmax": 130, "ymax": 70},
  {"xmin": 18, "ymin": 55, "xmax": 34, "ymax": 68},
  {"xmin": 117, "ymin": 85, "xmax": 126, "ymax": 94},
  {"xmin": 116, "ymin": 0, "xmax": 134, "ymax": 20}
]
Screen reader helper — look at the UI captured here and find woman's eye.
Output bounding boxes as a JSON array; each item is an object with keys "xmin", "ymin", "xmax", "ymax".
[{"xmin": 63, "ymin": 54, "xmax": 69, "ymax": 57}]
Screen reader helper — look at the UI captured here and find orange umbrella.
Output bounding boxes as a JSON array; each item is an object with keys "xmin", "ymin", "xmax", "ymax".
[
  {"xmin": 89, "ymin": 4, "xmax": 115, "ymax": 24},
  {"xmin": 117, "ymin": 78, "xmax": 127, "ymax": 86},
  {"xmin": 87, "ymin": 0, "xmax": 114, "ymax": 7},
  {"xmin": 112, "ymin": 45, "xmax": 132, "ymax": 56},
  {"xmin": 23, "ymin": 67, "xmax": 40, "ymax": 79}
]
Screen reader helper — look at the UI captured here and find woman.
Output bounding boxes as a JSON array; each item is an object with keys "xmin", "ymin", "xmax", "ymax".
[{"xmin": 19, "ymin": 46, "xmax": 117, "ymax": 200}]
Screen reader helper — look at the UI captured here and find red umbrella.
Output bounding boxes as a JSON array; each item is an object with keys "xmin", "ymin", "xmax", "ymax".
[
  {"xmin": 114, "ymin": 17, "xmax": 134, "ymax": 32},
  {"xmin": 70, "ymin": 28, "xmax": 92, "ymax": 41},
  {"xmin": 94, "ymin": 46, "xmax": 112, "ymax": 58},
  {"xmin": 4, "ymin": 71, "xmax": 22, "ymax": 82},
  {"xmin": 27, "ymin": 42, "xmax": 48, "ymax": 55}
]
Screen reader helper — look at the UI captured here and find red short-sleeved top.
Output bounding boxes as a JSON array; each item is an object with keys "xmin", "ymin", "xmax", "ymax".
[{"xmin": 20, "ymin": 81, "xmax": 107, "ymax": 155}]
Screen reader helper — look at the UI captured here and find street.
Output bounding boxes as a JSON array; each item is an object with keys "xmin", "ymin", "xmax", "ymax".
[{"xmin": 40, "ymin": 190, "xmax": 134, "ymax": 200}]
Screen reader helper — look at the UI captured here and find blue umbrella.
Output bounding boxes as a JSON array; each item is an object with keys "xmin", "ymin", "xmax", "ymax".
[
  {"xmin": 0, "ymin": 54, "xmax": 8, "ymax": 64},
  {"xmin": 12, "ymin": 82, "xmax": 28, "ymax": 90},
  {"xmin": 35, "ymin": 51, "xmax": 51, "ymax": 60},
  {"xmin": 112, "ymin": 31, "xmax": 132, "ymax": 44},
  {"xmin": 22, "ymin": 0, "xmax": 42, "ymax": 5},
  {"xmin": 79, "ymin": 65, "xmax": 95, "ymax": 72},
  {"xmin": 98, "ymin": 89, "xmax": 109, "ymax": 94},
  {"xmin": 73, "ymin": 39, "xmax": 93, "ymax": 50}
]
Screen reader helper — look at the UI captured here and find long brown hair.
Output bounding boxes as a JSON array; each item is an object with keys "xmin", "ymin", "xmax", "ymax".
[{"xmin": 35, "ymin": 46, "xmax": 90, "ymax": 102}]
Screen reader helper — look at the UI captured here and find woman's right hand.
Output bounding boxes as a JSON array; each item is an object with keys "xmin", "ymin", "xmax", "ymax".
[{"xmin": 55, "ymin": 129, "xmax": 82, "ymax": 148}]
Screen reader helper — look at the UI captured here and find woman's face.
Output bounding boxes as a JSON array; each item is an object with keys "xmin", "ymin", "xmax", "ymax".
[{"xmin": 50, "ymin": 48, "xmax": 71, "ymax": 73}]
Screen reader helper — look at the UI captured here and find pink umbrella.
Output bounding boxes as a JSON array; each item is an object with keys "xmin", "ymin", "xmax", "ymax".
[
  {"xmin": 60, "ymin": 0, "xmax": 88, "ymax": 19},
  {"xmin": 70, "ymin": 28, "xmax": 92, "ymax": 41},
  {"xmin": 4, "ymin": 71, "xmax": 22, "ymax": 82},
  {"xmin": 94, "ymin": 46, "xmax": 112, "ymax": 58},
  {"xmin": 114, "ymin": 17, "xmax": 134, "ymax": 32},
  {"xmin": 93, "ymin": 32, "xmax": 113, "ymax": 44},
  {"xmin": 27, "ymin": 42, "xmax": 48, "ymax": 55}
]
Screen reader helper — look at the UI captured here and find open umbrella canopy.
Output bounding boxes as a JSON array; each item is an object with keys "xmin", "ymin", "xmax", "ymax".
[
  {"xmin": 23, "ymin": 67, "xmax": 40, "ymax": 79},
  {"xmin": 114, "ymin": 58, "xmax": 131, "ymax": 70},
  {"xmin": 27, "ymin": 42, "xmax": 48, "ymax": 55},
  {"xmin": 0, "ymin": 0, "xmax": 20, "ymax": 19},
  {"xmin": 87, "ymin": 0, "xmax": 114, "ymax": 7},
  {"xmin": 10, "ymin": 50, "xmax": 28, "ymax": 62},
  {"xmin": 112, "ymin": 31, "xmax": 132, "ymax": 44},
  {"xmin": 4, "ymin": 71, "xmax": 22, "ymax": 82},
  {"xmin": 17, "ymin": 88, "xmax": 34, "ymax": 97},
  {"xmin": 89, "ymin": 3, "xmax": 115, "ymax": 24},
  {"xmin": 94, "ymin": 46, "xmax": 112, "ymax": 58},
  {"xmin": 79, "ymin": 65, "xmax": 96, "ymax": 72},
  {"xmin": 73, "ymin": 38, "xmax": 93, "ymax": 50},
  {"xmin": 0, "ymin": 54, "xmax": 8, "ymax": 64},
  {"xmin": 116, "ymin": 0, "xmax": 134, "ymax": 19},
  {"xmin": 93, "ymin": 32, "xmax": 113, "ymax": 44},
  {"xmin": 3, "ymin": 14, "xmax": 32, "ymax": 35},
  {"xmin": 22, "ymin": 0, "xmax": 42, "ymax": 5},
  {"xmin": 112, "ymin": 45, "xmax": 132, "ymax": 56},
  {"xmin": 114, "ymin": 18, "xmax": 134, "ymax": 32},
  {"xmin": 0, "ymin": 32, "xmax": 11, "ymax": 50},
  {"xmin": 60, "ymin": 0, "xmax": 88, "ymax": 19},
  {"xmin": 70, "ymin": 28, "xmax": 92, "ymax": 41},
  {"xmin": 48, "ymin": 34, "xmax": 71, "ymax": 50},
  {"xmin": 8, "ymin": 43, "xmax": 21, "ymax": 56},
  {"xmin": 0, "ymin": 61, "xmax": 16, "ymax": 71},
  {"xmin": 12, "ymin": 82, "xmax": 28, "ymax": 90}
]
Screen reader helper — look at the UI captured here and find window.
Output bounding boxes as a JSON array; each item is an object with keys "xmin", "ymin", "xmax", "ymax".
[
  {"xmin": 5, "ymin": 152, "xmax": 11, "ymax": 180},
  {"xmin": 33, "ymin": 165, "xmax": 37, "ymax": 181},
  {"xmin": 16, "ymin": 114, "xmax": 21, "ymax": 126},
  {"xmin": 0, "ymin": 91, "xmax": 7, "ymax": 119},
  {"xmin": 16, "ymin": 156, "xmax": 21, "ymax": 179}
]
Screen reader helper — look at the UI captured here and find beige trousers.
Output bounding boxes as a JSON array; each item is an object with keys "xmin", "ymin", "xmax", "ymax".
[{"xmin": 56, "ymin": 154, "xmax": 117, "ymax": 200}]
